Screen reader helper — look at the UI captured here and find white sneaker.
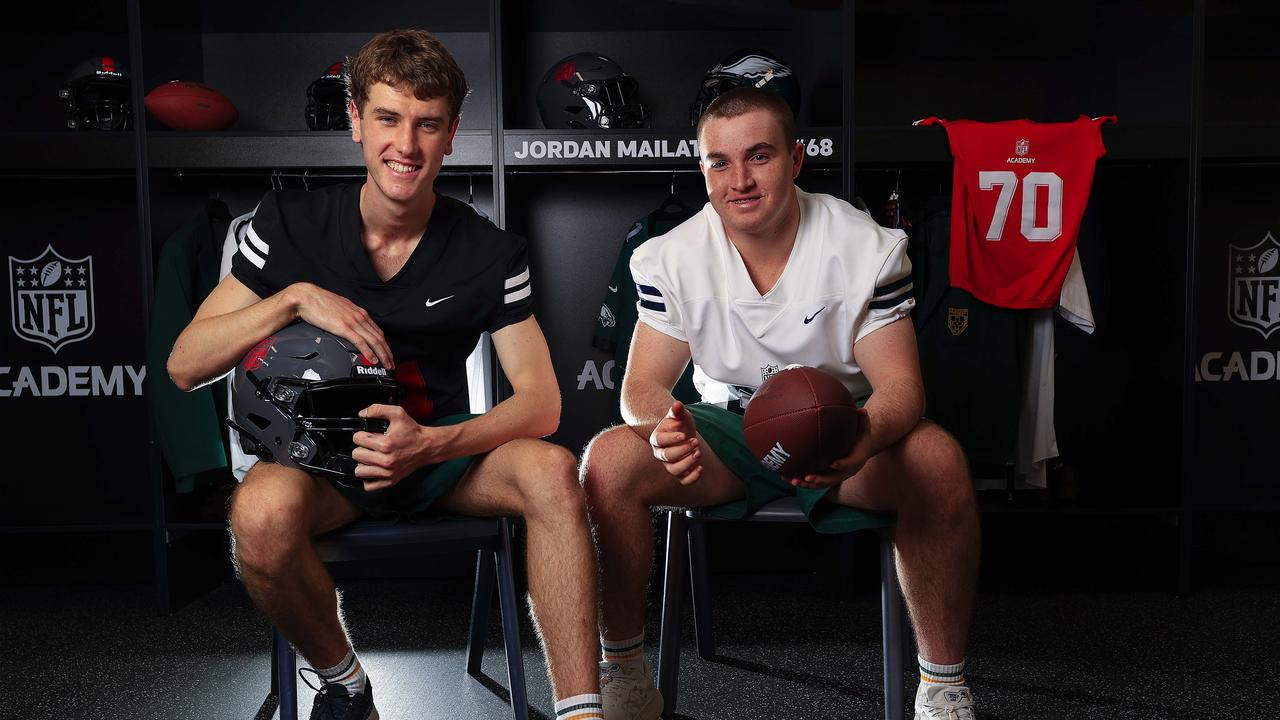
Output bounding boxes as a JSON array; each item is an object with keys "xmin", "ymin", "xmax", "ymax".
[
  {"xmin": 914, "ymin": 683, "xmax": 977, "ymax": 720},
  {"xmin": 599, "ymin": 661, "xmax": 663, "ymax": 720}
]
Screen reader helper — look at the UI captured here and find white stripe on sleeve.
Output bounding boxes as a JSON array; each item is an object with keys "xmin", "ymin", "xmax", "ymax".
[
  {"xmin": 504, "ymin": 284, "xmax": 532, "ymax": 304},
  {"xmin": 238, "ymin": 239, "xmax": 266, "ymax": 269},
  {"xmin": 505, "ymin": 267, "xmax": 530, "ymax": 290}
]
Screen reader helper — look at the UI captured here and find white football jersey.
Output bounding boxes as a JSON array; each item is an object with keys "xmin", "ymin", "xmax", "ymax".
[{"xmin": 630, "ymin": 188, "xmax": 914, "ymax": 406}]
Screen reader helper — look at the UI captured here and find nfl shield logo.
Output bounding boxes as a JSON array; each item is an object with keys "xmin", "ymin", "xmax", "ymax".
[
  {"xmin": 947, "ymin": 308, "xmax": 969, "ymax": 336},
  {"xmin": 760, "ymin": 363, "xmax": 781, "ymax": 382},
  {"xmin": 1228, "ymin": 233, "xmax": 1280, "ymax": 339},
  {"xmin": 9, "ymin": 245, "xmax": 95, "ymax": 353},
  {"xmin": 1015, "ymin": 139, "xmax": 1029, "ymax": 157}
]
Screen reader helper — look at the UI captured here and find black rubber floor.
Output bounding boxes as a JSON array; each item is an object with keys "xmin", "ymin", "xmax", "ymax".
[{"xmin": 5, "ymin": 564, "xmax": 1272, "ymax": 719}]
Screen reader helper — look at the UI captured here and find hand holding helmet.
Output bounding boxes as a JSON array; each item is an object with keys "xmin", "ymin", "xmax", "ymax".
[
  {"xmin": 350, "ymin": 403, "xmax": 459, "ymax": 491},
  {"xmin": 230, "ymin": 320, "xmax": 402, "ymax": 487},
  {"xmin": 287, "ymin": 282, "xmax": 394, "ymax": 369}
]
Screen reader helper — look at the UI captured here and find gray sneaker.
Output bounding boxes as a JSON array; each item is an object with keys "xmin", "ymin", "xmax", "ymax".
[
  {"xmin": 599, "ymin": 661, "xmax": 663, "ymax": 720},
  {"xmin": 914, "ymin": 683, "xmax": 977, "ymax": 720}
]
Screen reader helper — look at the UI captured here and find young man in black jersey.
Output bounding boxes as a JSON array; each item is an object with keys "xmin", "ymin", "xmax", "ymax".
[{"xmin": 169, "ymin": 30, "xmax": 602, "ymax": 720}]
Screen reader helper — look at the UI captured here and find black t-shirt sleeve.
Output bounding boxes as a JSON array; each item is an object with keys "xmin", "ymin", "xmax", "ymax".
[
  {"xmin": 490, "ymin": 235, "xmax": 534, "ymax": 333},
  {"xmin": 230, "ymin": 191, "xmax": 290, "ymax": 299}
]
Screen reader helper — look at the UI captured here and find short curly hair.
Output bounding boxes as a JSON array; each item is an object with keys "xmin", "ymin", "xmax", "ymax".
[{"xmin": 346, "ymin": 29, "xmax": 469, "ymax": 122}]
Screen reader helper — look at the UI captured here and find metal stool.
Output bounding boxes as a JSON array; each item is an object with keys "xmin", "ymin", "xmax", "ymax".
[{"xmin": 656, "ymin": 497, "xmax": 906, "ymax": 719}]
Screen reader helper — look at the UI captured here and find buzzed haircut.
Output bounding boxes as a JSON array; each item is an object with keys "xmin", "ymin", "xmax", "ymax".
[
  {"xmin": 346, "ymin": 29, "xmax": 469, "ymax": 122},
  {"xmin": 695, "ymin": 87, "xmax": 797, "ymax": 148}
]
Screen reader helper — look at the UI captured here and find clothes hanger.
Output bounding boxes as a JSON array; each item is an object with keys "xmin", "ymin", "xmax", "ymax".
[
  {"xmin": 887, "ymin": 169, "xmax": 902, "ymax": 229},
  {"xmin": 466, "ymin": 173, "xmax": 491, "ymax": 220},
  {"xmin": 655, "ymin": 171, "xmax": 690, "ymax": 217},
  {"xmin": 205, "ymin": 189, "xmax": 229, "ymax": 221}
]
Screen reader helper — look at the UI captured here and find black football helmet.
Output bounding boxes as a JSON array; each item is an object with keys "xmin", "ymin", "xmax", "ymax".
[
  {"xmin": 306, "ymin": 59, "xmax": 351, "ymax": 131},
  {"xmin": 58, "ymin": 56, "xmax": 132, "ymax": 131},
  {"xmin": 229, "ymin": 321, "xmax": 402, "ymax": 485},
  {"xmin": 689, "ymin": 49, "xmax": 802, "ymax": 126},
  {"xmin": 537, "ymin": 53, "xmax": 649, "ymax": 129}
]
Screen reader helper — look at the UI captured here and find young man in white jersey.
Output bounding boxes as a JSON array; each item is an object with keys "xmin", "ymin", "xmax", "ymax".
[{"xmin": 580, "ymin": 88, "xmax": 981, "ymax": 720}]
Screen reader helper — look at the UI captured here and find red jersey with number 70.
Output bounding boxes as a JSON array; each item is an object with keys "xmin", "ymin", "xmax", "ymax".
[{"xmin": 916, "ymin": 116, "xmax": 1116, "ymax": 309}]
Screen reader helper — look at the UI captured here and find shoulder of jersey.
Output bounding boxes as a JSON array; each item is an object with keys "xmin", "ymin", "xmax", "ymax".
[
  {"xmin": 270, "ymin": 184, "xmax": 347, "ymax": 221},
  {"xmin": 802, "ymin": 190, "xmax": 907, "ymax": 259},
  {"xmin": 630, "ymin": 204, "xmax": 713, "ymax": 271},
  {"xmin": 443, "ymin": 194, "xmax": 524, "ymax": 251}
]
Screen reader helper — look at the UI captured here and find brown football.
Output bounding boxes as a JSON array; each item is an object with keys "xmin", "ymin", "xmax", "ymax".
[{"xmin": 742, "ymin": 366, "xmax": 862, "ymax": 478}]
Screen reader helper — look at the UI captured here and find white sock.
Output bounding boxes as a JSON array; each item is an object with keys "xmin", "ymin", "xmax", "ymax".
[
  {"xmin": 918, "ymin": 654, "xmax": 966, "ymax": 687},
  {"xmin": 555, "ymin": 693, "xmax": 603, "ymax": 719},
  {"xmin": 601, "ymin": 633, "xmax": 645, "ymax": 666},
  {"xmin": 314, "ymin": 647, "xmax": 368, "ymax": 695}
]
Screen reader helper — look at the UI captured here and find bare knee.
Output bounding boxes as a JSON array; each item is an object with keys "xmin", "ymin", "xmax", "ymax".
[
  {"xmin": 900, "ymin": 422, "xmax": 975, "ymax": 516},
  {"xmin": 512, "ymin": 442, "xmax": 586, "ymax": 521},
  {"xmin": 229, "ymin": 466, "xmax": 311, "ymax": 576},
  {"xmin": 580, "ymin": 425, "xmax": 650, "ymax": 507}
]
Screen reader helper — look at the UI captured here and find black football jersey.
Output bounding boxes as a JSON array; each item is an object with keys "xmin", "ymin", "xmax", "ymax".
[{"xmin": 231, "ymin": 183, "xmax": 533, "ymax": 422}]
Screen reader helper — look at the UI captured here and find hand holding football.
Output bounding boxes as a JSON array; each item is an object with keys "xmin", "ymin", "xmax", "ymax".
[{"xmin": 743, "ymin": 366, "xmax": 863, "ymax": 478}]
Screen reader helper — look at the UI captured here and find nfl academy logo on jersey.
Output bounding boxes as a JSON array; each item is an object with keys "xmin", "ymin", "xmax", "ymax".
[
  {"xmin": 9, "ymin": 245, "xmax": 94, "ymax": 353},
  {"xmin": 947, "ymin": 307, "xmax": 969, "ymax": 336},
  {"xmin": 1228, "ymin": 232, "xmax": 1280, "ymax": 339},
  {"xmin": 760, "ymin": 363, "xmax": 781, "ymax": 383},
  {"xmin": 1008, "ymin": 138, "xmax": 1035, "ymax": 164},
  {"xmin": 598, "ymin": 303, "xmax": 616, "ymax": 328}
]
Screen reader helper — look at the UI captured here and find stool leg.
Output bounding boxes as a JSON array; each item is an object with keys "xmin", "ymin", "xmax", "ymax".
[
  {"xmin": 275, "ymin": 628, "xmax": 298, "ymax": 720},
  {"xmin": 687, "ymin": 518, "xmax": 715, "ymax": 659},
  {"xmin": 880, "ymin": 529, "xmax": 905, "ymax": 720},
  {"xmin": 657, "ymin": 510, "xmax": 688, "ymax": 718},
  {"xmin": 467, "ymin": 548, "xmax": 497, "ymax": 677},
  {"xmin": 270, "ymin": 626, "xmax": 279, "ymax": 695},
  {"xmin": 495, "ymin": 519, "xmax": 529, "ymax": 720}
]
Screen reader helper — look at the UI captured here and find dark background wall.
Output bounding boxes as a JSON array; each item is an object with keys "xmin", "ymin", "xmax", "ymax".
[{"xmin": 1, "ymin": 0, "xmax": 1277, "ymax": 599}]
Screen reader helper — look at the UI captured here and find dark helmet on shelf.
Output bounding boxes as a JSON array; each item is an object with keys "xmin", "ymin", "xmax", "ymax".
[
  {"xmin": 537, "ymin": 52, "xmax": 649, "ymax": 129},
  {"xmin": 229, "ymin": 321, "xmax": 402, "ymax": 485},
  {"xmin": 689, "ymin": 48, "xmax": 801, "ymax": 127},
  {"xmin": 58, "ymin": 56, "xmax": 132, "ymax": 131},
  {"xmin": 306, "ymin": 59, "xmax": 351, "ymax": 131}
]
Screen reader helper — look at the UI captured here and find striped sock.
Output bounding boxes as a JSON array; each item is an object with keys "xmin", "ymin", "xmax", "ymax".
[
  {"xmin": 555, "ymin": 693, "xmax": 603, "ymax": 720},
  {"xmin": 918, "ymin": 655, "xmax": 965, "ymax": 687},
  {"xmin": 315, "ymin": 647, "xmax": 368, "ymax": 696},
  {"xmin": 601, "ymin": 633, "xmax": 645, "ymax": 666}
]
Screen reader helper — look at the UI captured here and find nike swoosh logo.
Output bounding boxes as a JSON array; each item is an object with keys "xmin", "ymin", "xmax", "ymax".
[
  {"xmin": 804, "ymin": 306, "xmax": 827, "ymax": 324},
  {"xmin": 608, "ymin": 285, "xmax": 618, "ymax": 292},
  {"xmin": 424, "ymin": 295, "xmax": 455, "ymax": 308}
]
